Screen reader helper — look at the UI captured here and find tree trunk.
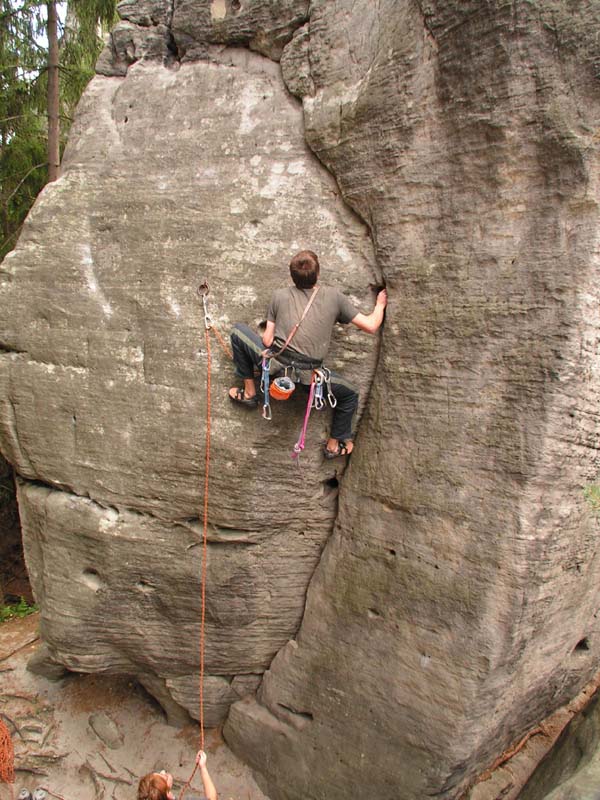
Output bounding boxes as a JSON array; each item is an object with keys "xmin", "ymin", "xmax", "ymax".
[{"xmin": 47, "ymin": 0, "xmax": 60, "ymax": 182}]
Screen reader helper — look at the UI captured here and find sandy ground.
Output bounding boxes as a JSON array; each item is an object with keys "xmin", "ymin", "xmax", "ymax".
[{"xmin": 0, "ymin": 614, "xmax": 269, "ymax": 800}]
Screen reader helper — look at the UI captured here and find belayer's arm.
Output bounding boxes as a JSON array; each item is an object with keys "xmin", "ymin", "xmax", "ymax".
[
  {"xmin": 195, "ymin": 751, "xmax": 218, "ymax": 800},
  {"xmin": 351, "ymin": 289, "xmax": 387, "ymax": 334}
]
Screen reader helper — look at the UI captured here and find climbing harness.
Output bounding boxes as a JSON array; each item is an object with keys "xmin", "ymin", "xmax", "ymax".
[
  {"xmin": 258, "ymin": 285, "xmax": 321, "ymax": 421},
  {"xmin": 257, "ymin": 285, "xmax": 340, "ymax": 450}
]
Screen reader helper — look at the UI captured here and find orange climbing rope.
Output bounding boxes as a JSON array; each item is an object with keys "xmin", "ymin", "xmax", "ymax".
[
  {"xmin": 210, "ymin": 322, "xmax": 233, "ymax": 361},
  {"xmin": 199, "ymin": 318, "xmax": 211, "ymax": 750},
  {"xmin": 0, "ymin": 717, "xmax": 15, "ymax": 788},
  {"xmin": 178, "ymin": 283, "xmax": 226, "ymax": 800},
  {"xmin": 0, "ymin": 288, "xmax": 228, "ymax": 800}
]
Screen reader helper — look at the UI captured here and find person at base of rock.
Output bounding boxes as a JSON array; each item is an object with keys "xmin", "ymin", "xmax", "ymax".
[
  {"xmin": 137, "ymin": 750, "xmax": 217, "ymax": 800},
  {"xmin": 229, "ymin": 249, "xmax": 388, "ymax": 458}
]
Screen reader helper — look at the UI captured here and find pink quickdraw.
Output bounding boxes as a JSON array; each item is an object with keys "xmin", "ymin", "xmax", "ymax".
[{"xmin": 291, "ymin": 378, "xmax": 316, "ymax": 462}]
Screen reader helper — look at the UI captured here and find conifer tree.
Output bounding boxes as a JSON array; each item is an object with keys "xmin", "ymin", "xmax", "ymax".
[{"xmin": 0, "ymin": 0, "xmax": 117, "ymax": 260}]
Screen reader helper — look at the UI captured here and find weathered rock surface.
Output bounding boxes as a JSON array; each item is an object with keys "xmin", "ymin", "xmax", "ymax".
[
  {"xmin": 520, "ymin": 689, "xmax": 600, "ymax": 800},
  {"xmin": 226, "ymin": 1, "xmax": 600, "ymax": 799},
  {"xmin": 89, "ymin": 711, "xmax": 124, "ymax": 749},
  {"xmin": 0, "ymin": 14, "xmax": 378, "ymax": 734},
  {"xmin": 2, "ymin": 1, "xmax": 600, "ymax": 799}
]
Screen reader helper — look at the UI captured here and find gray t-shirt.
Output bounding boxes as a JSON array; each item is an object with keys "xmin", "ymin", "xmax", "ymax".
[{"xmin": 266, "ymin": 285, "xmax": 358, "ymax": 361}]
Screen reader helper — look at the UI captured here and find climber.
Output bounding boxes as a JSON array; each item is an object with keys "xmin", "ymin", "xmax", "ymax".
[
  {"xmin": 137, "ymin": 750, "xmax": 217, "ymax": 800},
  {"xmin": 229, "ymin": 249, "xmax": 387, "ymax": 458}
]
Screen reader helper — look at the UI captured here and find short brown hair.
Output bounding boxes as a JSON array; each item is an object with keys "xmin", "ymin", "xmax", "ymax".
[
  {"xmin": 289, "ymin": 250, "xmax": 320, "ymax": 289},
  {"xmin": 138, "ymin": 773, "xmax": 169, "ymax": 800}
]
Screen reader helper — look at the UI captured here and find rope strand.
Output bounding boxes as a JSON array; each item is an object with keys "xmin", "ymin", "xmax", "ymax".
[
  {"xmin": 179, "ymin": 319, "xmax": 213, "ymax": 800},
  {"xmin": 200, "ymin": 324, "xmax": 211, "ymax": 749},
  {"xmin": 210, "ymin": 323, "xmax": 233, "ymax": 360},
  {"xmin": 0, "ymin": 302, "xmax": 224, "ymax": 800},
  {"xmin": 0, "ymin": 717, "xmax": 15, "ymax": 787}
]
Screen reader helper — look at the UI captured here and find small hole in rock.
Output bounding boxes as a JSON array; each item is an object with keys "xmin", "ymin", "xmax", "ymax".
[
  {"xmin": 322, "ymin": 477, "xmax": 339, "ymax": 498},
  {"xmin": 388, "ymin": 548, "xmax": 396, "ymax": 556},
  {"xmin": 231, "ymin": 0, "xmax": 241, "ymax": 11},
  {"xmin": 574, "ymin": 637, "xmax": 590, "ymax": 652},
  {"xmin": 124, "ymin": 116, "xmax": 128, "ymax": 123},
  {"xmin": 136, "ymin": 580, "xmax": 155, "ymax": 594},
  {"xmin": 82, "ymin": 568, "xmax": 102, "ymax": 592}
]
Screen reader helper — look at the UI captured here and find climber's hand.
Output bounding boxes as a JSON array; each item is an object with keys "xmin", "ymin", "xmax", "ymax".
[{"xmin": 376, "ymin": 288, "xmax": 388, "ymax": 307}]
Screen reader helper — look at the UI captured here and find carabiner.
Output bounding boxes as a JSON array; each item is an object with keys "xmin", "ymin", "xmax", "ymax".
[
  {"xmin": 260, "ymin": 356, "xmax": 271, "ymax": 393},
  {"xmin": 314, "ymin": 384, "xmax": 325, "ymax": 411},
  {"xmin": 291, "ymin": 441, "xmax": 302, "ymax": 464},
  {"xmin": 197, "ymin": 282, "xmax": 213, "ymax": 330},
  {"xmin": 261, "ymin": 356, "xmax": 272, "ymax": 420},
  {"xmin": 321, "ymin": 368, "xmax": 337, "ymax": 408}
]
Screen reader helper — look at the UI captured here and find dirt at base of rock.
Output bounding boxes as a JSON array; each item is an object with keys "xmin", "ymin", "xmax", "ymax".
[{"xmin": 0, "ymin": 614, "xmax": 269, "ymax": 800}]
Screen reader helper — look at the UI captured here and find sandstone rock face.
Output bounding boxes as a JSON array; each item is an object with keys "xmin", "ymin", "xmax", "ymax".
[
  {"xmin": 2, "ymin": 1, "xmax": 600, "ymax": 799},
  {"xmin": 227, "ymin": 1, "xmax": 600, "ymax": 799},
  {"xmin": 0, "ymin": 28, "xmax": 378, "ymax": 729},
  {"xmin": 520, "ymin": 690, "xmax": 600, "ymax": 800}
]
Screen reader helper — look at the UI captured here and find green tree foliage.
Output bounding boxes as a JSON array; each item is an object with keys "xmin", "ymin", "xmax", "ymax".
[
  {"xmin": 0, "ymin": 0, "xmax": 117, "ymax": 260},
  {"xmin": 61, "ymin": 0, "xmax": 117, "ymax": 108},
  {"xmin": 0, "ymin": 1, "xmax": 47, "ymax": 257}
]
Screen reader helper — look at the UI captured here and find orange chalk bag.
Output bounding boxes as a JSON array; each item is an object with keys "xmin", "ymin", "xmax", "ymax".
[{"xmin": 269, "ymin": 375, "xmax": 296, "ymax": 400}]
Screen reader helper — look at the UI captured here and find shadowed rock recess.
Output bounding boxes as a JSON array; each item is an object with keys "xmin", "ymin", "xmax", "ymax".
[{"xmin": 1, "ymin": 0, "xmax": 600, "ymax": 798}]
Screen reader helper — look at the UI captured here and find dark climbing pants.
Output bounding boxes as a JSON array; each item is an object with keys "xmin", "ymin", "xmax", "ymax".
[{"xmin": 230, "ymin": 323, "xmax": 359, "ymax": 442}]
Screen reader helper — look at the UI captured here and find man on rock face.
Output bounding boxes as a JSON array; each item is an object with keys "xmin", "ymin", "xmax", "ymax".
[{"xmin": 229, "ymin": 249, "xmax": 387, "ymax": 458}]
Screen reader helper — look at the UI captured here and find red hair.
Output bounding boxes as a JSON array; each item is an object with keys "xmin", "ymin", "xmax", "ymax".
[{"xmin": 138, "ymin": 773, "xmax": 169, "ymax": 800}]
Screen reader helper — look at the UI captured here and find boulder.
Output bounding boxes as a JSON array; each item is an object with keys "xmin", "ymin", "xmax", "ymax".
[
  {"xmin": 0, "ymin": 32, "xmax": 378, "ymax": 733},
  {"xmin": 520, "ymin": 690, "xmax": 600, "ymax": 800},
  {"xmin": 2, "ymin": 1, "xmax": 600, "ymax": 799},
  {"xmin": 226, "ymin": 1, "xmax": 600, "ymax": 798}
]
